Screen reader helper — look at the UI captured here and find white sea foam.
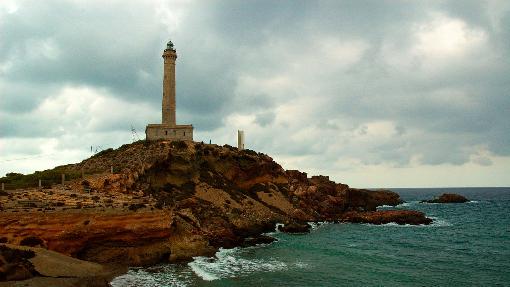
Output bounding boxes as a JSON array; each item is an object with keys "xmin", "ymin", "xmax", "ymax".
[
  {"xmin": 361, "ymin": 216, "xmax": 452, "ymax": 228},
  {"xmin": 264, "ymin": 223, "xmax": 284, "ymax": 236},
  {"xmin": 468, "ymin": 200, "xmax": 479, "ymax": 204},
  {"xmin": 189, "ymin": 260, "xmax": 220, "ymax": 281},
  {"xmin": 428, "ymin": 217, "xmax": 453, "ymax": 227},
  {"xmin": 188, "ymin": 247, "xmax": 305, "ymax": 281},
  {"xmin": 399, "ymin": 201, "xmax": 414, "ymax": 207},
  {"xmin": 363, "ymin": 222, "xmax": 416, "ymax": 227},
  {"xmin": 110, "ymin": 265, "xmax": 193, "ymax": 287},
  {"xmin": 111, "ymin": 273, "xmax": 158, "ymax": 287},
  {"xmin": 274, "ymin": 223, "xmax": 284, "ymax": 232},
  {"xmin": 308, "ymin": 221, "xmax": 330, "ymax": 230},
  {"xmin": 377, "ymin": 201, "xmax": 416, "ymax": 210}
]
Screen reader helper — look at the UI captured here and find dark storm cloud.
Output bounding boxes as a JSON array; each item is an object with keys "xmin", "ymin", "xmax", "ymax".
[
  {"xmin": 1, "ymin": 1, "xmax": 163, "ymax": 109},
  {"xmin": 1, "ymin": 0, "xmax": 509, "ymax": 170}
]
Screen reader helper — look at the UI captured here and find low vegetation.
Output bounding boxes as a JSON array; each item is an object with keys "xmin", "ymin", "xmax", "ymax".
[{"xmin": 0, "ymin": 168, "xmax": 82, "ymax": 190}]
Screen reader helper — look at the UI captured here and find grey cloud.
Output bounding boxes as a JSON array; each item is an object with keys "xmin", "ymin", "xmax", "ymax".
[
  {"xmin": 472, "ymin": 156, "xmax": 493, "ymax": 166},
  {"xmin": 255, "ymin": 111, "xmax": 275, "ymax": 127},
  {"xmin": 1, "ymin": 0, "xmax": 509, "ymax": 172},
  {"xmin": 1, "ymin": 1, "xmax": 163, "ymax": 106}
]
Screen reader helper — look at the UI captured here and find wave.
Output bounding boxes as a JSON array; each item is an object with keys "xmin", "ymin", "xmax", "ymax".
[
  {"xmin": 308, "ymin": 221, "xmax": 330, "ymax": 230},
  {"xmin": 189, "ymin": 259, "xmax": 219, "ymax": 281},
  {"xmin": 428, "ymin": 217, "xmax": 453, "ymax": 227},
  {"xmin": 264, "ymin": 223, "xmax": 284, "ymax": 236},
  {"xmin": 400, "ymin": 201, "xmax": 418, "ymax": 207},
  {"xmin": 188, "ymin": 247, "xmax": 305, "ymax": 281},
  {"xmin": 377, "ymin": 201, "xmax": 417, "ymax": 210},
  {"xmin": 361, "ymin": 216, "xmax": 452, "ymax": 228}
]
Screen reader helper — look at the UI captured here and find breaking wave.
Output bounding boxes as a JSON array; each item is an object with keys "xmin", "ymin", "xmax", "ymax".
[
  {"xmin": 188, "ymin": 247, "xmax": 305, "ymax": 281},
  {"xmin": 377, "ymin": 201, "xmax": 417, "ymax": 210},
  {"xmin": 361, "ymin": 216, "xmax": 451, "ymax": 228},
  {"xmin": 308, "ymin": 221, "xmax": 330, "ymax": 230},
  {"xmin": 428, "ymin": 216, "xmax": 453, "ymax": 227}
]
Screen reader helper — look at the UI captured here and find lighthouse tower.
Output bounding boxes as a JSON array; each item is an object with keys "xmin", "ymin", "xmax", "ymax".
[
  {"xmin": 162, "ymin": 41, "xmax": 177, "ymax": 126},
  {"xmin": 146, "ymin": 41, "xmax": 193, "ymax": 141}
]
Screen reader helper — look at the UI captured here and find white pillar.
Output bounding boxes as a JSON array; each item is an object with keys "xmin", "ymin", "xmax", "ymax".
[
  {"xmin": 38, "ymin": 179, "xmax": 42, "ymax": 188},
  {"xmin": 61, "ymin": 174, "xmax": 65, "ymax": 185},
  {"xmin": 1, "ymin": 182, "xmax": 4, "ymax": 191},
  {"xmin": 238, "ymin": 130, "xmax": 245, "ymax": 150}
]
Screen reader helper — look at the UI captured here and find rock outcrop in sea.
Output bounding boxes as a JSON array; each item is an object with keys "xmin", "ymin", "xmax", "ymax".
[
  {"xmin": 421, "ymin": 193, "xmax": 469, "ymax": 203},
  {"xmin": 0, "ymin": 140, "xmax": 432, "ymax": 283}
]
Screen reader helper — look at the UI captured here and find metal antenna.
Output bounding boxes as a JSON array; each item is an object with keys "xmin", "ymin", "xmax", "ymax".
[
  {"xmin": 131, "ymin": 125, "xmax": 140, "ymax": 142},
  {"xmin": 94, "ymin": 146, "xmax": 103, "ymax": 154}
]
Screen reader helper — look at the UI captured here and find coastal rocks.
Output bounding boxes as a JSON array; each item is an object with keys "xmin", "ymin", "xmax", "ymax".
[
  {"xmin": 345, "ymin": 189, "xmax": 403, "ymax": 211},
  {"xmin": 241, "ymin": 235, "xmax": 276, "ymax": 247},
  {"xmin": 0, "ymin": 244, "xmax": 121, "ymax": 287},
  {"xmin": 0, "ymin": 210, "xmax": 174, "ymax": 266},
  {"xmin": 421, "ymin": 193, "xmax": 469, "ymax": 203},
  {"xmin": 168, "ymin": 234, "xmax": 216, "ymax": 262},
  {"xmin": 341, "ymin": 210, "xmax": 433, "ymax": 225},
  {"xmin": 0, "ymin": 245, "xmax": 37, "ymax": 281},
  {"xmin": 278, "ymin": 222, "xmax": 311, "ymax": 233}
]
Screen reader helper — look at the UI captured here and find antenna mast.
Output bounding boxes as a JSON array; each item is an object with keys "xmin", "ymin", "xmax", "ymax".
[{"xmin": 131, "ymin": 125, "xmax": 141, "ymax": 142}]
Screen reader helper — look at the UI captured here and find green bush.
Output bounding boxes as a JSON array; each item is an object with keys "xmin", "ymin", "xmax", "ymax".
[{"xmin": 0, "ymin": 167, "xmax": 81, "ymax": 190}]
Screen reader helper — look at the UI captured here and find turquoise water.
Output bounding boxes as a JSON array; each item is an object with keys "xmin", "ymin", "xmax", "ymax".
[{"xmin": 111, "ymin": 188, "xmax": 510, "ymax": 286}]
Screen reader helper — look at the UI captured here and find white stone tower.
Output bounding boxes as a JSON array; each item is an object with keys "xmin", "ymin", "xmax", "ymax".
[
  {"xmin": 162, "ymin": 42, "xmax": 177, "ymax": 126},
  {"xmin": 146, "ymin": 40, "xmax": 193, "ymax": 141},
  {"xmin": 238, "ymin": 130, "xmax": 245, "ymax": 150}
]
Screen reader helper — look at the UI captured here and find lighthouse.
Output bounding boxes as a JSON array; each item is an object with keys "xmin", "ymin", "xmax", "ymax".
[{"xmin": 146, "ymin": 40, "xmax": 193, "ymax": 141}]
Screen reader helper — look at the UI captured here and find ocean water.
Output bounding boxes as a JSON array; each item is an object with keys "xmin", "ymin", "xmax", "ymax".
[{"xmin": 111, "ymin": 188, "xmax": 510, "ymax": 286}]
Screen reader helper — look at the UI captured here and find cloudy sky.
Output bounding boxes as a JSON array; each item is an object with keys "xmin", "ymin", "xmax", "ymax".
[{"xmin": 1, "ymin": 0, "xmax": 509, "ymax": 187}]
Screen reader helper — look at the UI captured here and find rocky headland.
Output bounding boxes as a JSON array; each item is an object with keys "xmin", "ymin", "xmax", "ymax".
[
  {"xmin": 421, "ymin": 193, "xmax": 469, "ymax": 203},
  {"xmin": 0, "ymin": 140, "xmax": 432, "ymax": 284}
]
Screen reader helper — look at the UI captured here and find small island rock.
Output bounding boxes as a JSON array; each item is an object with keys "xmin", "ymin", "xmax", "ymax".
[
  {"xmin": 421, "ymin": 193, "xmax": 469, "ymax": 203},
  {"xmin": 278, "ymin": 222, "xmax": 311, "ymax": 233},
  {"xmin": 341, "ymin": 210, "xmax": 433, "ymax": 225}
]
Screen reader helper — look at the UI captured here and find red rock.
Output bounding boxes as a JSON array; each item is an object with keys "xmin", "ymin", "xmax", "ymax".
[
  {"xmin": 341, "ymin": 210, "xmax": 433, "ymax": 225},
  {"xmin": 422, "ymin": 193, "xmax": 469, "ymax": 203}
]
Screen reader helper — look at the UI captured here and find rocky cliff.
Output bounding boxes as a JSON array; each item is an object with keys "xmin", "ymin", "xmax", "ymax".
[{"xmin": 0, "ymin": 140, "xmax": 431, "ymax": 271}]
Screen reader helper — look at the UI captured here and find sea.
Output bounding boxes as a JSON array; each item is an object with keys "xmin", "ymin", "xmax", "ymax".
[{"xmin": 111, "ymin": 187, "xmax": 510, "ymax": 286}]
